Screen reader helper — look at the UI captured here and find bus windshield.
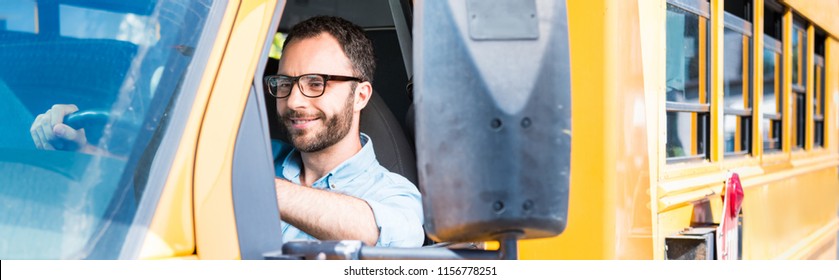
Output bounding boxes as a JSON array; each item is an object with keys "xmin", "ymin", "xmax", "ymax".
[{"xmin": 0, "ymin": 0, "xmax": 214, "ymax": 259}]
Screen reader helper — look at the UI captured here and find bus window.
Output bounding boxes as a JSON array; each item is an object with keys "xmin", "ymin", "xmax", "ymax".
[
  {"xmin": 0, "ymin": 0, "xmax": 36, "ymax": 33},
  {"xmin": 761, "ymin": 4, "xmax": 783, "ymax": 152},
  {"xmin": 813, "ymin": 30, "xmax": 826, "ymax": 148},
  {"xmin": 790, "ymin": 17, "xmax": 806, "ymax": 149},
  {"xmin": 722, "ymin": 9, "xmax": 753, "ymax": 156},
  {"xmin": 762, "ymin": 36, "xmax": 782, "ymax": 151},
  {"xmin": 665, "ymin": 0, "xmax": 710, "ymax": 162}
]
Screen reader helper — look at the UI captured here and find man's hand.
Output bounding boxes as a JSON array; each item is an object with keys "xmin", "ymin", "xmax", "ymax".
[{"xmin": 30, "ymin": 104, "xmax": 88, "ymax": 151}]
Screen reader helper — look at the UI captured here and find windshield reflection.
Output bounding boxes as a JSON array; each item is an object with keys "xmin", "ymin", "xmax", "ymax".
[{"xmin": 0, "ymin": 0, "xmax": 215, "ymax": 259}]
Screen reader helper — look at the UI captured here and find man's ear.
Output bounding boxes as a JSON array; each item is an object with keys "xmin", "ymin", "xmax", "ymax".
[{"xmin": 354, "ymin": 81, "xmax": 373, "ymax": 112}]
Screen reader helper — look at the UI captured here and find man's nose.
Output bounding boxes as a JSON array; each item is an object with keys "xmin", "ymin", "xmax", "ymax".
[{"xmin": 284, "ymin": 81, "xmax": 308, "ymax": 108}]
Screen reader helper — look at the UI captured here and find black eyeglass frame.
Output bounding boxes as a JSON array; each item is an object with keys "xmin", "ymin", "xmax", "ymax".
[{"xmin": 264, "ymin": 73, "xmax": 363, "ymax": 98}]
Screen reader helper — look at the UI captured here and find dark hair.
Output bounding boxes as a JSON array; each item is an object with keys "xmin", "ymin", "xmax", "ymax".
[{"xmin": 284, "ymin": 16, "xmax": 376, "ymax": 83}]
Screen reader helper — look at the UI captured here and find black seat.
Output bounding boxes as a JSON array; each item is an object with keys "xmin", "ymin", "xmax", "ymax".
[{"xmin": 359, "ymin": 91, "xmax": 418, "ymax": 184}]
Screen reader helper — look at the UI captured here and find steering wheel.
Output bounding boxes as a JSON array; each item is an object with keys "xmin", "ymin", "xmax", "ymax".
[{"xmin": 63, "ymin": 109, "xmax": 110, "ymax": 144}]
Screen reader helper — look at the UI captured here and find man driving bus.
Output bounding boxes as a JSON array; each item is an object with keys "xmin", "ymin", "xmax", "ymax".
[{"xmin": 29, "ymin": 15, "xmax": 424, "ymax": 248}]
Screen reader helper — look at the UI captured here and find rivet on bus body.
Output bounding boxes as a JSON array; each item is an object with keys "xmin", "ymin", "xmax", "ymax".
[
  {"xmin": 521, "ymin": 117, "xmax": 531, "ymax": 128},
  {"xmin": 493, "ymin": 201, "xmax": 505, "ymax": 213},
  {"xmin": 491, "ymin": 118, "xmax": 503, "ymax": 130}
]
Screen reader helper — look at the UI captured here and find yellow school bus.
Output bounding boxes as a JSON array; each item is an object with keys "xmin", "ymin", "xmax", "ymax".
[
  {"xmin": 0, "ymin": 0, "xmax": 836, "ymax": 260},
  {"xmin": 519, "ymin": 0, "xmax": 839, "ymax": 260}
]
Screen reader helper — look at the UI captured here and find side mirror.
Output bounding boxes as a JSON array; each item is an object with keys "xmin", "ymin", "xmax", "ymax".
[{"xmin": 415, "ymin": 0, "xmax": 572, "ymax": 243}]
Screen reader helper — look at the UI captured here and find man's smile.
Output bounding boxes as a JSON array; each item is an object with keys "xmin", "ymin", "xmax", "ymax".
[{"xmin": 288, "ymin": 116, "xmax": 320, "ymax": 130}]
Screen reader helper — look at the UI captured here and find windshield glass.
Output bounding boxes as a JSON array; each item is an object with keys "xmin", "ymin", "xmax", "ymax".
[{"xmin": 0, "ymin": 0, "xmax": 215, "ymax": 259}]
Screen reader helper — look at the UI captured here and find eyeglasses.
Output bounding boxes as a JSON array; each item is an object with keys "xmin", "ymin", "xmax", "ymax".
[{"xmin": 264, "ymin": 73, "xmax": 363, "ymax": 98}]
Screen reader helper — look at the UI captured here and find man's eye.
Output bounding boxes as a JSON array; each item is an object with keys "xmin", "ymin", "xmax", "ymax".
[
  {"xmin": 307, "ymin": 81, "xmax": 324, "ymax": 88},
  {"xmin": 277, "ymin": 82, "xmax": 293, "ymax": 89}
]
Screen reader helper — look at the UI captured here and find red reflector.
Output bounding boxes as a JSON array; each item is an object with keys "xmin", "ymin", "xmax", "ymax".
[{"xmin": 725, "ymin": 173, "xmax": 744, "ymax": 217}]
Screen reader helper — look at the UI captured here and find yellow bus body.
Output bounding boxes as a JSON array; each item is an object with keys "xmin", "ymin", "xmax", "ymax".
[{"xmin": 519, "ymin": 0, "xmax": 839, "ymax": 260}]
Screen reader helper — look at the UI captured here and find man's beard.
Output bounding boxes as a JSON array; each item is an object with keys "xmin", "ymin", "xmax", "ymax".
[{"xmin": 281, "ymin": 90, "xmax": 355, "ymax": 153}]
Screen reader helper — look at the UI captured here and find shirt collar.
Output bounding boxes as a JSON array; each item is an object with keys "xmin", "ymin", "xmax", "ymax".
[{"xmin": 280, "ymin": 133, "xmax": 377, "ymax": 189}]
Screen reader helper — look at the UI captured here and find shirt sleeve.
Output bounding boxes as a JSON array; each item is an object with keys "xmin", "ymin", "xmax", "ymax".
[{"xmin": 364, "ymin": 178, "xmax": 425, "ymax": 248}]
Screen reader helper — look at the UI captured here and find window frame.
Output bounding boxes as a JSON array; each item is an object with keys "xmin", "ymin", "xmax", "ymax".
[
  {"xmin": 790, "ymin": 19, "xmax": 807, "ymax": 150},
  {"xmin": 813, "ymin": 53, "xmax": 825, "ymax": 148},
  {"xmin": 721, "ymin": 11, "xmax": 754, "ymax": 157},
  {"xmin": 790, "ymin": 22, "xmax": 807, "ymax": 90},
  {"xmin": 762, "ymin": 34, "xmax": 784, "ymax": 152},
  {"xmin": 665, "ymin": 0, "xmax": 712, "ymax": 164}
]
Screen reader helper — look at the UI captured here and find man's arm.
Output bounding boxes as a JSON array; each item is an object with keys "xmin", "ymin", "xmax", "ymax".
[{"xmin": 275, "ymin": 178, "xmax": 379, "ymax": 246}]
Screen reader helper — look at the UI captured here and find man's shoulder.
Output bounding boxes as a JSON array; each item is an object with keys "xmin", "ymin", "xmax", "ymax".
[
  {"xmin": 359, "ymin": 134, "xmax": 417, "ymax": 189},
  {"xmin": 363, "ymin": 163, "xmax": 419, "ymax": 194},
  {"xmin": 378, "ymin": 167, "xmax": 416, "ymax": 186}
]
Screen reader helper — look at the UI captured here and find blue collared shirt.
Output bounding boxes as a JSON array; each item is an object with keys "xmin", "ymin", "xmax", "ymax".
[{"xmin": 272, "ymin": 133, "xmax": 424, "ymax": 247}]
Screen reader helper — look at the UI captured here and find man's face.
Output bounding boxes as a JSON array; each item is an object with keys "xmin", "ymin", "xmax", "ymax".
[{"xmin": 276, "ymin": 34, "xmax": 360, "ymax": 153}]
